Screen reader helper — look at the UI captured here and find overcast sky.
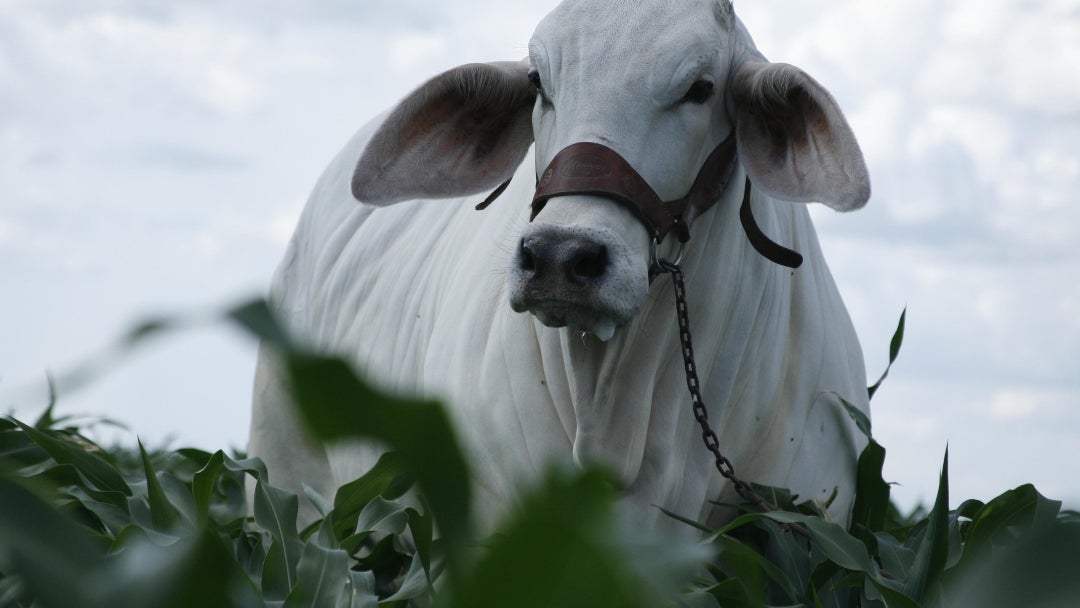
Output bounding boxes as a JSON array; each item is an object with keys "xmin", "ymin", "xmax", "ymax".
[{"xmin": 1, "ymin": 0, "xmax": 1077, "ymax": 511}]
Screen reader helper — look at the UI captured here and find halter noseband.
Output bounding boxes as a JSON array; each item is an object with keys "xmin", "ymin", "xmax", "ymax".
[{"xmin": 477, "ymin": 132, "xmax": 803, "ymax": 269}]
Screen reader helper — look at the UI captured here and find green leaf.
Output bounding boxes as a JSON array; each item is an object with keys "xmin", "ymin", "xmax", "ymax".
[
  {"xmin": 192, "ymin": 450, "xmax": 226, "ymax": 524},
  {"xmin": 807, "ymin": 558, "xmax": 847, "ymax": 605},
  {"xmin": 765, "ymin": 512, "xmax": 876, "ymax": 573},
  {"xmin": 355, "ymin": 496, "xmax": 410, "ymax": 536},
  {"xmin": 678, "ymin": 587, "xmax": 723, "ymax": 608},
  {"xmin": 61, "ymin": 483, "xmax": 135, "ymax": 536},
  {"xmin": 32, "ymin": 374, "xmax": 60, "ymax": 430},
  {"xmin": 11, "ymin": 419, "xmax": 131, "ymax": 496},
  {"xmin": 22, "ymin": 460, "xmax": 131, "ymax": 513},
  {"xmin": 139, "ymin": 439, "xmax": 182, "ymax": 532},
  {"xmin": 902, "ymin": 448, "xmax": 949, "ymax": 601},
  {"xmin": 123, "ymin": 317, "xmax": 180, "ymax": 346},
  {"xmin": 658, "ymin": 505, "xmax": 715, "ymax": 533},
  {"xmin": 944, "ymin": 517, "xmax": 1080, "ymax": 607},
  {"xmin": 406, "ymin": 507, "xmax": 434, "ymax": 581},
  {"xmin": 343, "ymin": 571, "xmax": 379, "ymax": 608},
  {"xmin": 159, "ymin": 471, "xmax": 199, "ymax": 525},
  {"xmin": 177, "ymin": 447, "xmax": 215, "ymax": 470},
  {"xmin": 712, "ymin": 534, "xmax": 799, "ymax": 605},
  {"xmin": 95, "ymin": 528, "xmax": 263, "ymax": 608},
  {"xmin": 284, "ymin": 520, "xmax": 352, "ymax": 608},
  {"xmin": 354, "ymin": 532, "xmax": 409, "ymax": 575},
  {"xmin": 380, "ymin": 552, "xmax": 432, "ymax": 603},
  {"xmin": 705, "ymin": 579, "xmax": 753, "ymax": 607},
  {"xmin": 109, "ymin": 523, "xmax": 180, "ymax": 553},
  {"xmin": 0, "ymin": 475, "xmax": 103, "ymax": 607},
  {"xmin": 0, "ymin": 575, "xmax": 28, "ymax": 607},
  {"xmin": 223, "ymin": 454, "xmax": 270, "ymax": 481},
  {"xmin": 0, "ymin": 421, "xmax": 50, "ymax": 469},
  {"xmin": 732, "ymin": 516, "xmax": 813, "ymax": 599},
  {"xmin": 850, "ymin": 439, "xmax": 890, "ymax": 534},
  {"xmin": 446, "ymin": 467, "xmax": 709, "ymax": 608},
  {"xmin": 868, "ymin": 308, "xmax": 905, "ymax": 400},
  {"xmin": 192, "ymin": 450, "xmax": 267, "ymax": 525},
  {"xmin": 332, "ymin": 452, "xmax": 411, "ymax": 541},
  {"xmin": 874, "ymin": 532, "xmax": 914, "ymax": 583},
  {"xmin": 962, "ymin": 484, "xmax": 1061, "ymax": 558},
  {"xmin": 283, "ymin": 353, "xmax": 471, "ymax": 571},
  {"xmin": 234, "ymin": 528, "xmax": 269, "ymax": 581},
  {"xmin": 228, "ymin": 298, "xmax": 296, "ymax": 349},
  {"xmin": 756, "ymin": 510, "xmax": 920, "ymax": 607},
  {"xmin": 255, "ymin": 478, "xmax": 305, "ymax": 601},
  {"xmin": 867, "ymin": 578, "xmax": 922, "ymax": 608},
  {"xmin": 840, "ymin": 397, "xmax": 873, "ymax": 439},
  {"xmin": 303, "ymin": 483, "xmax": 334, "ymax": 519}
]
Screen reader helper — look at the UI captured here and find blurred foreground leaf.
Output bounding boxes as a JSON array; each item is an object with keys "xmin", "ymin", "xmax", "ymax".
[
  {"xmin": 285, "ymin": 353, "xmax": 471, "ymax": 576},
  {"xmin": 4, "ymin": 298, "xmax": 1078, "ymax": 608},
  {"xmin": 446, "ymin": 467, "xmax": 709, "ymax": 608},
  {"xmin": 227, "ymin": 300, "xmax": 471, "ymax": 576}
]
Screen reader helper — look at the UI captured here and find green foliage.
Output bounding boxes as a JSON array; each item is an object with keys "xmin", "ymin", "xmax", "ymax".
[
  {"xmin": 868, "ymin": 308, "xmax": 905, "ymax": 400},
  {"xmin": 1, "ymin": 302, "xmax": 1077, "ymax": 607}
]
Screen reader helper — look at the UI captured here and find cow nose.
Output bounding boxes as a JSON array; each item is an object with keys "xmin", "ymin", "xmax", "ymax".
[{"xmin": 519, "ymin": 235, "xmax": 609, "ymax": 285}]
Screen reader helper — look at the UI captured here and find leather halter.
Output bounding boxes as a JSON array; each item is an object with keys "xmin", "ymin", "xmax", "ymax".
[
  {"xmin": 532, "ymin": 135, "xmax": 738, "ymax": 244},
  {"xmin": 476, "ymin": 133, "xmax": 803, "ymax": 268}
]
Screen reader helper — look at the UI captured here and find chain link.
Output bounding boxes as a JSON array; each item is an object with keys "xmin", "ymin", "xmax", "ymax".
[{"xmin": 657, "ymin": 259, "xmax": 778, "ymax": 515}]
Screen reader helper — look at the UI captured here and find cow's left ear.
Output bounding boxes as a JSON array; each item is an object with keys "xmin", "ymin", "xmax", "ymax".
[
  {"xmin": 352, "ymin": 61, "xmax": 536, "ymax": 205},
  {"xmin": 731, "ymin": 61, "xmax": 870, "ymax": 211}
]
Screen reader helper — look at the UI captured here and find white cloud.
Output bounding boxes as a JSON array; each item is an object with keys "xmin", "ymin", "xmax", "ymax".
[
  {"xmin": 937, "ymin": 0, "xmax": 1080, "ymax": 116},
  {"xmin": 193, "ymin": 230, "xmax": 222, "ymax": 257},
  {"xmin": 991, "ymin": 390, "xmax": 1040, "ymax": 420},
  {"xmin": 908, "ymin": 105, "xmax": 1011, "ymax": 185},
  {"xmin": 389, "ymin": 32, "xmax": 449, "ymax": 73},
  {"xmin": 972, "ymin": 285, "xmax": 1007, "ymax": 325}
]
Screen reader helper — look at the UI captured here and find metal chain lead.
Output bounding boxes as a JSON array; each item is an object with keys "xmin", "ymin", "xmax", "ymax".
[{"xmin": 657, "ymin": 259, "xmax": 778, "ymax": 514}]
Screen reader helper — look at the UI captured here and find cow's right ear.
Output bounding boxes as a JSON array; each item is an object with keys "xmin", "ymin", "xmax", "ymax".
[
  {"xmin": 730, "ymin": 61, "xmax": 870, "ymax": 211},
  {"xmin": 352, "ymin": 61, "xmax": 536, "ymax": 205}
]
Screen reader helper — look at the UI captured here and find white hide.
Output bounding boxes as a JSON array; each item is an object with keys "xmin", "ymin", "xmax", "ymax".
[{"xmin": 249, "ymin": 0, "xmax": 871, "ymax": 532}]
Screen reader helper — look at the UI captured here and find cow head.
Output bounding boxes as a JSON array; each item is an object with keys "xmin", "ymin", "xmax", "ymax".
[{"xmin": 352, "ymin": 0, "xmax": 869, "ymax": 340}]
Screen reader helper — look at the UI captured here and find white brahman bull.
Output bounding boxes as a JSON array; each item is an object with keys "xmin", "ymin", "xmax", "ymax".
[{"xmin": 249, "ymin": 0, "xmax": 872, "ymax": 531}]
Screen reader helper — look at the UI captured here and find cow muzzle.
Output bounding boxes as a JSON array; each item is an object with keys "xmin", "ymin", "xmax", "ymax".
[
  {"xmin": 503, "ymin": 130, "xmax": 803, "ymax": 340},
  {"xmin": 507, "ymin": 135, "xmax": 737, "ymax": 339},
  {"xmin": 509, "ymin": 215, "xmax": 648, "ymax": 341}
]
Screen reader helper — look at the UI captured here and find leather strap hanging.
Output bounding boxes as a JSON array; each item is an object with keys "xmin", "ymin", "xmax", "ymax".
[{"xmin": 738, "ymin": 180, "xmax": 803, "ymax": 269}]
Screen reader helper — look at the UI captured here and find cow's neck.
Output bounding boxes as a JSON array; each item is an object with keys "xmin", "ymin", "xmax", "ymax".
[{"xmin": 540, "ymin": 166, "xmax": 795, "ymax": 496}]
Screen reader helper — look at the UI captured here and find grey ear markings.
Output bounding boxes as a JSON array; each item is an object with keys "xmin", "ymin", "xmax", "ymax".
[
  {"xmin": 731, "ymin": 61, "xmax": 869, "ymax": 210},
  {"xmin": 735, "ymin": 65, "xmax": 816, "ymax": 151}
]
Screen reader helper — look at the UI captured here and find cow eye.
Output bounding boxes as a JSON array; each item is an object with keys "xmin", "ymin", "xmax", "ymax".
[
  {"xmin": 680, "ymin": 79, "xmax": 714, "ymax": 105},
  {"xmin": 528, "ymin": 70, "xmax": 544, "ymax": 94}
]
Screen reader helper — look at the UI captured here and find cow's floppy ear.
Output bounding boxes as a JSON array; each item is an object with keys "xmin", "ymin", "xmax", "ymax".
[
  {"xmin": 352, "ymin": 61, "xmax": 535, "ymax": 205},
  {"xmin": 731, "ymin": 61, "xmax": 870, "ymax": 211}
]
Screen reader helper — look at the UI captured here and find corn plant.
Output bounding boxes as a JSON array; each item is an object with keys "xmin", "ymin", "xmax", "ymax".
[{"xmin": 1, "ymin": 303, "xmax": 1077, "ymax": 607}]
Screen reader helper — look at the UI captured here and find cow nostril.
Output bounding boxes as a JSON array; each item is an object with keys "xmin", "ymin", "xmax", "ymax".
[
  {"xmin": 570, "ymin": 245, "xmax": 608, "ymax": 281},
  {"xmin": 518, "ymin": 239, "xmax": 536, "ymax": 272}
]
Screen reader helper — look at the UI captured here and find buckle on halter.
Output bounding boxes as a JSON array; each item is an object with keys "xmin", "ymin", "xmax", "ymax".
[{"xmin": 648, "ymin": 236, "xmax": 685, "ymax": 281}]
